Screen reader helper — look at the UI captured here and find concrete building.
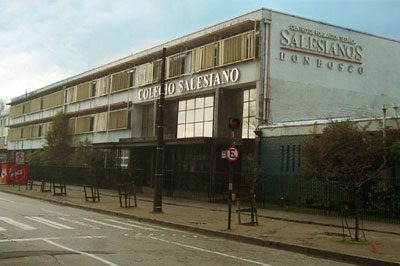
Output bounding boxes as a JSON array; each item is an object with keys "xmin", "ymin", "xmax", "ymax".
[
  {"xmin": 0, "ymin": 111, "xmax": 9, "ymax": 162},
  {"xmin": 7, "ymin": 9, "xmax": 400, "ymax": 200}
]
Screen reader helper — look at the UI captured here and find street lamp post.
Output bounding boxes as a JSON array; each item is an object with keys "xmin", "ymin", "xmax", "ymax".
[{"xmin": 153, "ymin": 48, "xmax": 166, "ymax": 213}]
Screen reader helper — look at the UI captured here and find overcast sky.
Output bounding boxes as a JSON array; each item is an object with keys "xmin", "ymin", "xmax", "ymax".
[{"xmin": 0, "ymin": 0, "xmax": 399, "ymax": 104}]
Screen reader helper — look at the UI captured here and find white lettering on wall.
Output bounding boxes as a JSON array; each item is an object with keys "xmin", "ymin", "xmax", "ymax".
[{"xmin": 138, "ymin": 68, "xmax": 240, "ymax": 101}]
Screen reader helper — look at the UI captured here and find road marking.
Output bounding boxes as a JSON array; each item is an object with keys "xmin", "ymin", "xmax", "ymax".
[
  {"xmin": 122, "ymin": 219, "xmax": 185, "ymax": 233},
  {"xmin": 26, "ymin": 216, "xmax": 73, "ymax": 229},
  {"xmin": 41, "ymin": 208, "xmax": 70, "ymax": 216},
  {"xmin": 0, "ymin": 235, "xmax": 107, "ymax": 243},
  {"xmin": 83, "ymin": 218, "xmax": 132, "ymax": 230},
  {"xmin": 0, "ymin": 226, "xmax": 5, "ymax": 231},
  {"xmin": 58, "ymin": 217, "xmax": 100, "ymax": 229},
  {"xmin": 43, "ymin": 239, "xmax": 118, "ymax": 266},
  {"xmin": 0, "ymin": 197, "xmax": 16, "ymax": 203},
  {"xmin": 148, "ymin": 236, "xmax": 273, "ymax": 266},
  {"xmin": 0, "ymin": 217, "xmax": 36, "ymax": 230},
  {"xmin": 103, "ymin": 219, "xmax": 159, "ymax": 231}
]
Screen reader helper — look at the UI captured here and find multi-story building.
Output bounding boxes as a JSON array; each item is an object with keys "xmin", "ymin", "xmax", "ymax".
[
  {"xmin": 7, "ymin": 9, "xmax": 400, "ymax": 199},
  {"xmin": 0, "ymin": 111, "xmax": 9, "ymax": 162}
]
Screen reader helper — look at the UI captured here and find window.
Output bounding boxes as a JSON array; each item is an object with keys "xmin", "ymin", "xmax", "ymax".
[
  {"xmin": 280, "ymin": 144, "xmax": 302, "ymax": 173},
  {"xmin": 91, "ymin": 82, "xmax": 97, "ymax": 97},
  {"xmin": 89, "ymin": 116, "xmax": 95, "ymax": 131},
  {"xmin": 177, "ymin": 96, "xmax": 214, "ymax": 138},
  {"xmin": 192, "ymin": 42, "xmax": 220, "ymax": 72},
  {"xmin": 76, "ymin": 82, "xmax": 91, "ymax": 101},
  {"xmin": 242, "ymin": 88, "xmax": 256, "ymax": 139},
  {"xmin": 31, "ymin": 98, "xmax": 42, "ymax": 112},
  {"xmin": 95, "ymin": 112, "xmax": 108, "ymax": 132},
  {"xmin": 168, "ymin": 53, "xmax": 185, "ymax": 78},
  {"xmin": 76, "ymin": 116, "xmax": 91, "ymax": 133},
  {"xmin": 108, "ymin": 109, "xmax": 128, "ymax": 130},
  {"xmin": 152, "ymin": 60, "xmax": 162, "ymax": 83},
  {"xmin": 97, "ymin": 76, "xmax": 110, "ymax": 96},
  {"xmin": 142, "ymin": 104, "xmax": 154, "ymax": 138},
  {"xmin": 222, "ymin": 31, "xmax": 255, "ymax": 65},
  {"xmin": 42, "ymin": 91, "xmax": 64, "ymax": 109},
  {"xmin": 111, "ymin": 70, "xmax": 130, "ymax": 92},
  {"xmin": 120, "ymin": 149, "xmax": 130, "ymax": 169},
  {"xmin": 135, "ymin": 63, "xmax": 153, "ymax": 86}
]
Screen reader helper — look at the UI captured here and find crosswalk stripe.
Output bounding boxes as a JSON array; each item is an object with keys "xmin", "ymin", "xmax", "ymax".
[
  {"xmin": 83, "ymin": 218, "xmax": 132, "ymax": 230},
  {"xmin": 103, "ymin": 219, "xmax": 159, "ymax": 231},
  {"xmin": 58, "ymin": 217, "xmax": 100, "ymax": 229},
  {"xmin": 26, "ymin": 217, "xmax": 74, "ymax": 229},
  {"xmin": 0, "ymin": 217, "xmax": 36, "ymax": 230}
]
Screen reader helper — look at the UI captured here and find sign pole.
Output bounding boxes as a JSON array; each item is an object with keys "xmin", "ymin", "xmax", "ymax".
[
  {"xmin": 226, "ymin": 118, "xmax": 240, "ymax": 230},
  {"xmin": 228, "ymin": 156, "xmax": 233, "ymax": 230}
]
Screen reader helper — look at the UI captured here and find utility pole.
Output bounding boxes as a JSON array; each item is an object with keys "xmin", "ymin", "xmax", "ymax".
[
  {"xmin": 382, "ymin": 105, "xmax": 387, "ymax": 165},
  {"xmin": 153, "ymin": 48, "xmax": 166, "ymax": 213}
]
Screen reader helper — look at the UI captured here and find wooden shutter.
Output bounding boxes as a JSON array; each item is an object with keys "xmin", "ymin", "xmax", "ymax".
[
  {"xmin": 108, "ymin": 109, "xmax": 127, "ymax": 130},
  {"xmin": 76, "ymin": 116, "xmax": 91, "ymax": 133},
  {"xmin": 31, "ymin": 98, "xmax": 42, "ymax": 113},
  {"xmin": 77, "ymin": 82, "xmax": 91, "ymax": 101},
  {"xmin": 111, "ymin": 70, "xmax": 130, "ymax": 92},
  {"xmin": 95, "ymin": 112, "xmax": 108, "ymax": 132}
]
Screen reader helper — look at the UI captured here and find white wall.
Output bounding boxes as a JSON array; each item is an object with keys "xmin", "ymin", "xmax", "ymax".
[{"xmin": 268, "ymin": 11, "xmax": 400, "ymax": 124}]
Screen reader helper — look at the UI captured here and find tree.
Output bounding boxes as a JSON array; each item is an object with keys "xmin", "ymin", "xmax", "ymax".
[
  {"xmin": 70, "ymin": 139, "xmax": 105, "ymax": 168},
  {"xmin": 302, "ymin": 121, "xmax": 384, "ymax": 241},
  {"xmin": 42, "ymin": 112, "xmax": 72, "ymax": 166}
]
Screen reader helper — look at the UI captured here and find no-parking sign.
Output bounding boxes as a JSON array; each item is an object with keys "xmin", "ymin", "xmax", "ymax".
[{"xmin": 225, "ymin": 146, "xmax": 239, "ymax": 163}]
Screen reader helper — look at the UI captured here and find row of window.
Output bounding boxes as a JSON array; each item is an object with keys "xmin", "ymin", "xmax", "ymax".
[
  {"xmin": 68, "ymin": 109, "xmax": 130, "ymax": 134},
  {"xmin": 10, "ymin": 91, "xmax": 64, "ymax": 118},
  {"xmin": 10, "ymin": 30, "xmax": 256, "ymax": 118},
  {"xmin": 8, "ymin": 123, "xmax": 49, "ymax": 141},
  {"xmin": 8, "ymin": 108, "xmax": 129, "ymax": 141}
]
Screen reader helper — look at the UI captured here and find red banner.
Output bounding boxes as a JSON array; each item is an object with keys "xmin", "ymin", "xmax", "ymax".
[{"xmin": 0, "ymin": 163, "xmax": 29, "ymax": 184}]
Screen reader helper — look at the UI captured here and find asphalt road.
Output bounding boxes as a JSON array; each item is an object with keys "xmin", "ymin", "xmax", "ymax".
[{"xmin": 0, "ymin": 192, "xmax": 355, "ymax": 266}]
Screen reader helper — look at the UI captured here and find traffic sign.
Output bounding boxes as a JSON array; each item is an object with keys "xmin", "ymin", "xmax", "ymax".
[
  {"xmin": 225, "ymin": 146, "xmax": 239, "ymax": 163},
  {"xmin": 15, "ymin": 151, "xmax": 25, "ymax": 164}
]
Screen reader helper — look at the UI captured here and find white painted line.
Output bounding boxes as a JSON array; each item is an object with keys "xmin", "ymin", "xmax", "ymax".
[
  {"xmin": 0, "ymin": 217, "xmax": 36, "ymax": 230},
  {"xmin": 41, "ymin": 208, "xmax": 70, "ymax": 216},
  {"xmin": 121, "ymin": 219, "xmax": 186, "ymax": 233},
  {"xmin": 148, "ymin": 236, "xmax": 273, "ymax": 266},
  {"xmin": 58, "ymin": 217, "xmax": 100, "ymax": 229},
  {"xmin": 83, "ymin": 218, "xmax": 132, "ymax": 230},
  {"xmin": 26, "ymin": 216, "xmax": 73, "ymax": 229},
  {"xmin": 103, "ymin": 219, "xmax": 159, "ymax": 231},
  {"xmin": 0, "ymin": 197, "xmax": 16, "ymax": 203},
  {"xmin": 43, "ymin": 239, "xmax": 119, "ymax": 266},
  {"xmin": 0, "ymin": 235, "xmax": 107, "ymax": 243}
]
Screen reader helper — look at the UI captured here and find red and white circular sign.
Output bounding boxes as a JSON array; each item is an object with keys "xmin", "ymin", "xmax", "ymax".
[{"xmin": 225, "ymin": 146, "xmax": 240, "ymax": 163}]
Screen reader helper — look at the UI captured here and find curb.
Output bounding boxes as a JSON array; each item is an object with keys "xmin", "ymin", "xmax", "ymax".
[
  {"xmin": 62, "ymin": 186, "xmax": 400, "ymax": 237},
  {"xmin": 1, "ymin": 188, "xmax": 398, "ymax": 266}
]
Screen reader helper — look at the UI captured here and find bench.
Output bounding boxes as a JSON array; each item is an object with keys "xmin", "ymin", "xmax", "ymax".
[
  {"xmin": 40, "ymin": 180, "xmax": 52, "ymax": 192},
  {"xmin": 117, "ymin": 181, "xmax": 137, "ymax": 208},
  {"xmin": 236, "ymin": 194, "xmax": 258, "ymax": 226},
  {"xmin": 83, "ymin": 185, "xmax": 100, "ymax": 202},
  {"xmin": 53, "ymin": 180, "xmax": 67, "ymax": 196},
  {"xmin": 25, "ymin": 180, "xmax": 33, "ymax": 190}
]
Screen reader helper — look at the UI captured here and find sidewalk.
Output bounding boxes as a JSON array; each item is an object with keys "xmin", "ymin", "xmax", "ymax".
[{"xmin": 1, "ymin": 183, "xmax": 399, "ymax": 265}]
